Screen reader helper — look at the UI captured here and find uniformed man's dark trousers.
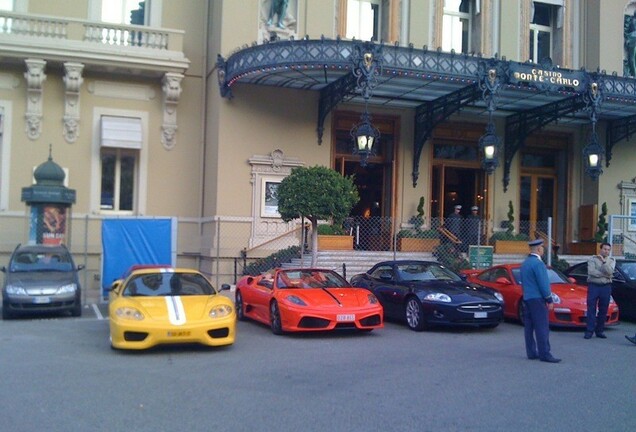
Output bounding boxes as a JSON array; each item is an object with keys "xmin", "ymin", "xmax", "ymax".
[
  {"xmin": 586, "ymin": 283, "xmax": 612, "ymax": 335},
  {"xmin": 523, "ymin": 298, "xmax": 551, "ymax": 359}
]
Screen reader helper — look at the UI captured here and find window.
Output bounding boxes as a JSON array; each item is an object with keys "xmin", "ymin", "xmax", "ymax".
[
  {"xmin": 346, "ymin": 0, "xmax": 381, "ymax": 41},
  {"xmin": 100, "ymin": 149, "xmax": 136, "ymax": 211},
  {"xmin": 102, "ymin": 0, "xmax": 146, "ymax": 25},
  {"xmin": 89, "ymin": 0, "xmax": 162, "ymax": 27},
  {"xmin": 91, "ymin": 110, "xmax": 148, "ymax": 214},
  {"xmin": 442, "ymin": 0, "xmax": 472, "ymax": 53},
  {"xmin": 0, "ymin": 0, "xmax": 14, "ymax": 11},
  {"xmin": 529, "ymin": 2, "xmax": 554, "ymax": 63}
]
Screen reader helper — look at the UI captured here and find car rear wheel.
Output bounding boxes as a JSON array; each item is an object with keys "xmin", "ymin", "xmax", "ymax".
[
  {"xmin": 270, "ymin": 300, "xmax": 283, "ymax": 335},
  {"xmin": 405, "ymin": 297, "xmax": 426, "ymax": 331},
  {"xmin": 235, "ymin": 291, "xmax": 246, "ymax": 321},
  {"xmin": 517, "ymin": 301, "xmax": 526, "ymax": 326}
]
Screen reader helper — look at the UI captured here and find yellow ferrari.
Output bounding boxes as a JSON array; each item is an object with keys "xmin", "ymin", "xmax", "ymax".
[{"xmin": 108, "ymin": 267, "xmax": 236, "ymax": 350}]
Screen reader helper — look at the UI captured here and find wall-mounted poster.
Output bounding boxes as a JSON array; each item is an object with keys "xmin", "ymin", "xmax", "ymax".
[
  {"xmin": 261, "ymin": 178, "xmax": 281, "ymax": 218},
  {"xmin": 42, "ymin": 205, "xmax": 67, "ymax": 245}
]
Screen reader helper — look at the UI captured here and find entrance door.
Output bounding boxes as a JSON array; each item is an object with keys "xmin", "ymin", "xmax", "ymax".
[
  {"xmin": 431, "ymin": 164, "xmax": 486, "ymax": 221},
  {"xmin": 333, "ymin": 112, "xmax": 397, "ymax": 250},
  {"xmin": 520, "ymin": 174, "xmax": 556, "ymax": 239}
]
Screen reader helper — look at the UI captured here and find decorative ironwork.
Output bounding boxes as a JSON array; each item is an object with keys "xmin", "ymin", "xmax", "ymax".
[
  {"xmin": 477, "ymin": 61, "xmax": 505, "ymax": 174},
  {"xmin": 582, "ymin": 79, "xmax": 605, "ymax": 179}
]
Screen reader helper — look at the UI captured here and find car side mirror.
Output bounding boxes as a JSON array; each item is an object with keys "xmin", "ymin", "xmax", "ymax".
[
  {"xmin": 76, "ymin": 264, "xmax": 85, "ymax": 271},
  {"xmin": 567, "ymin": 277, "xmax": 576, "ymax": 284},
  {"xmin": 220, "ymin": 283, "xmax": 231, "ymax": 291},
  {"xmin": 109, "ymin": 281, "xmax": 121, "ymax": 292},
  {"xmin": 0, "ymin": 266, "xmax": 6, "ymax": 273}
]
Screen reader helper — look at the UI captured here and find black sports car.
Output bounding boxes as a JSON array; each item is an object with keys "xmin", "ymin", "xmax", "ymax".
[
  {"xmin": 564, "ymin": 259, "xmax": 636, "ymax": 322},
  {"xmin": 350, "ymin": 260, "xmax": 504, "ymax": 331}
]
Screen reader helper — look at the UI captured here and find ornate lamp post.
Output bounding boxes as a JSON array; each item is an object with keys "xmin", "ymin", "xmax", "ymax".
[
  {"xmin": 478, "ymin": 67, "xmax": 502, "ymax": 174},
  {"xmin": 583, "ymin": 81, "xmax": 604, "ymax": 180},
  {"xmin": 351, "ymin": 43, "xmax": 382, "ymax": 167}
]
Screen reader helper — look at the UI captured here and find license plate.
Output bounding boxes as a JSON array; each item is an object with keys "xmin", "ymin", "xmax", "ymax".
[
  {"xmin": 337, "ymin": 314, "xmax": 355, "ymax": 322},
  {"xmin": 167, "ymin": 331, "xmax": 191, "ymax": 337},
  {"xmin": 474, "ymin": 312, "xmax": 488, "ymax": 318},
  {"xmin": 33, "ymin": 297, "xmax": 51, "ymax": 304}
]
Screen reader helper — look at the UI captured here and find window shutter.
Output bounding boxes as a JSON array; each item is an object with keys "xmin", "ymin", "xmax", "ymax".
[{"xmin": 100, "ymin": 116, "xmax": 142, "ymax": 149}]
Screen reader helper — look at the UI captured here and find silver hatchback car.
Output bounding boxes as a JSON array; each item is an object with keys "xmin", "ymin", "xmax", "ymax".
[{"xmin": 1, "ymin": 244, "xmax": 84, "ymax": 319}]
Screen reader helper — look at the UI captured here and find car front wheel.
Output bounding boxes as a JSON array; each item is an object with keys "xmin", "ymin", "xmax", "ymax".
[
  {"xmin": 270, "ymin": 300, "xmax": 283, "ymax": 335},
  {"xmin": 405, "ymin": 297, "xmax": 426, "ymax": 331},
  {"xmin": 235, "ymin": 291, "xmax": 245, "ymax": 321}
]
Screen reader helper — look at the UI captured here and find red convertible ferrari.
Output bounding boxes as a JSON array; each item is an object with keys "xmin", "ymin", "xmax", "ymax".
[
  {"xmin": 463, "ymin": 263, "xmax": 620, "ymax": 327},
  {"xmin": 234, "ymin": 268, "xmax": 383, "ymax": 334}
]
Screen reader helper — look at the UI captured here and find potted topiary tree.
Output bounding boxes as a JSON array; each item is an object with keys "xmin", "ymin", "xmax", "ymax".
[
  {"xmin": 489, "ymin": 200, "xmax": 529, "ymax": 253},
  {"xmin": 277, "ymin": 166, "xmax": 359, "ymax": 267},
  {"xmin": 397, "ymin": 197, "xmax": 440, "ymax": 251}
]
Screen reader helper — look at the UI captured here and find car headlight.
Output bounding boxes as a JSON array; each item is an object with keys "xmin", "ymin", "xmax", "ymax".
[
  {"xmin": 551, "ymin": 293, "xmax": 561, "ymax": 304},
  {"xmin": 493, "ymin": 292, "xmax": 504, "ymax": 303},
  {"xmin": 285, "ymin": 295, "xmax": 307, "ymax": 306},
  {"xmin": 209, "ymin": 304, "xmax": 233, "ymax": 318},
  {"xmin": 57, "ymin": 284, "xmax": 77, "ymax": 294},
  {"xmin": 5, "ymin": 285, "xmax": 27, "ymax": 296},
  {"xmin": 424, "ymin": 292, "xmax": 452, "ymax": 303},
  {"xmin": 115, "ymin": 307, "xmax": 144, "ymax": 320},
  {"xmin": 367, "ymin": 293, "xmax": 379, "ymax": 304}
]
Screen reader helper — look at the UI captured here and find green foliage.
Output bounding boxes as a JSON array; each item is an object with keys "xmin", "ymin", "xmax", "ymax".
[
  {"xmin": 243, "ymin": 246, "xmax": 301, "ymax": 276},
  {"xmin": 506, "ymin": 200, "xmax": 515, "ymax": 235},
  {"xmin": 277, "ymin": 166, "xmax": 359, "ymax": 226},
  {"xmin": 550, "ymin": 258, "xmax": 570, "ymax": 273},
  {"xmin": 408, "ymin": 196, "xmax": 425, "ymax": 227},
  {"xmin": 489, "ymin": 231, "xmax": 530, "ymax": 242},
  {"xmin": 317, "ymin": 224, "xmax": 345, "ymax": 235},
  {"xmin": 432, "ymin": 243, "xmax": 470, "ymax": 273},
  {"xmin": 594, "ymin": 202, "xmax": 608, "ymax": 242}
]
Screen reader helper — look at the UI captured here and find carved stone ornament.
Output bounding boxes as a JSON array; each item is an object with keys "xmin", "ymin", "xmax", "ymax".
[
  {"xmin": 63, "ymin": 62, "xmax": 84, "ymax": 143},
  {"xmin": 161, "ymin": 72, "xmax": 183, "ymax": 150},
  {"xmin": 24, "ymin": 59, "xmax": 47, "ymax": 140}
]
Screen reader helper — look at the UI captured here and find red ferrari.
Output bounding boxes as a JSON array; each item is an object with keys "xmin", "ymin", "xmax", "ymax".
[
  {"xmin": 462, "ymin": 263, "xmax": 620, "ymax": 327},
  {"xmin": 234, "ymin": 268, "xmax": 383, "ymax": 334}
]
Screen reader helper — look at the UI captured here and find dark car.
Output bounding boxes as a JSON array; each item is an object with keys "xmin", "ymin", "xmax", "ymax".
[
  {"xmin": 564, "ymin": 259, "xmax": 636, "ymax": 321},
  {"xmin": 1, "ymin": 244, "xmax": 84, "ymax": 319},
  {"xmin": 350, "ymin": 260, "xmax": 504, "ymax": 331}
]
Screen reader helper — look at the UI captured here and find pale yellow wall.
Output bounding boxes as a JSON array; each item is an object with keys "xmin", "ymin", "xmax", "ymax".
[
  {"xmin": 499, "ymin": 0, "xmax": 521, "ymax": 61},
  {"xmin": 305, "ymin": 0, "xmax": 337, "ymax": 38},
  {"xmin": 28, "ymin": 0, "xmax": 88, "ymax": 19},
  {"xmin": 408, "ymin": 0, "xmax": 432, "ymax": 48},
  {"xmin": 585, "ymin": 0, "xmax": 625, "ymax": 74}
]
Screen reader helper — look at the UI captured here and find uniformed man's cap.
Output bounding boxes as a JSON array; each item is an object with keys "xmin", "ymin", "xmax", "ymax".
[
  {"xmin": 471, "ymin": 206, "xmax": 478, "ymax": 211},
  {"xmin": 454, "ymin": 205, "xmax": 462, "ymax": 210},
  {"xmin": 528, "ymin": 239, "xmax": 544, "ymax": 247}
]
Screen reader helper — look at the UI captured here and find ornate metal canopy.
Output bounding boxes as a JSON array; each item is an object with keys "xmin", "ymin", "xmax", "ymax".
[{"xmin": 217, "ymin": 37, "xmax": 636, "ymax": 189}]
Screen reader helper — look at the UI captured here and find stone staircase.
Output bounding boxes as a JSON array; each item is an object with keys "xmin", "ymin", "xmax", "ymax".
[{"xmin": 285, "ymin": 250, "xmax": 590, "ymax": 280}]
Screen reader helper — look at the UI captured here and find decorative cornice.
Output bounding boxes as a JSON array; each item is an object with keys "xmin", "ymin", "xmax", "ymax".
[
  {"xmin": 24, "ymin": 58, "xmax": 47, "ymax": 140},
  {"xmin": 161, "ymin": 72, "xmax": 183, "ymax": 150},
  {"xmin": 63, "ymin": 62, "xmax": 84, "ymax": 143}
]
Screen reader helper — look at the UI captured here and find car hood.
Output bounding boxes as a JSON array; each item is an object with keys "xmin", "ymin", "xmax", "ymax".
[
  {"xmin": 410, "ymin": 280, "xmax": 498, "ymax": 302},
  {"xmin": 551, "ymin": 283, "xmax": 588, "ymax": 304},
  {"xmin": 125, "ymin": 295, "xmax": 228, "ymax": 321},
  {"xmin": 282, "ymin": 288, "xmax": 372, "ymax": 307},
  {"xmin": 5, "ymin": 271, "xmax": 77, "ymax": 292}
]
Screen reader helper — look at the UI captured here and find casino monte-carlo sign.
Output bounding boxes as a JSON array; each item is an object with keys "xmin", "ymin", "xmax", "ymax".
[{"xmin": 509, "ymin": 62, "xmax": 586, "ymax": 92}]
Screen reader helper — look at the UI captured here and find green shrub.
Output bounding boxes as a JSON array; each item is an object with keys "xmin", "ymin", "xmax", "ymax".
[
  {"xmin": 317, "ymin": 224, "xmax": 346, "ymax": 235},
  {"xmin": 397, "ymin": 228, "xmax": 439, "ymax": 239}
]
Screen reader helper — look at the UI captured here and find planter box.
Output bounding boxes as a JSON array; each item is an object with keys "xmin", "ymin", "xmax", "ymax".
[
  {"xmin": 493, "ymin": 240, "xmax": 529, "ymax": 254},
  {"xmin": 398, "ymin": 238, "xmax": 440, "ymax": 252},
  {"xmin": 318, "ymin": 235, "xmax": 353, "ymax": 250}
]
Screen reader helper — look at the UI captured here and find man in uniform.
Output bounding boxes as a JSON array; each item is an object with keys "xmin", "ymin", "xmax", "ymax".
[{"xmin": 520, "ymin": 239, "xmax": 561, "ymax": 363}]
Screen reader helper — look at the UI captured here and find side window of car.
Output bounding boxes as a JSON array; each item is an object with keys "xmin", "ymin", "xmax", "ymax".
[
  {"xmin": 371, "ymin": 266, "xmax": 393, "ymax": 280},
  {"xmin": 478, "ymin": 270, "xmax": 493, "ymax": 282}
]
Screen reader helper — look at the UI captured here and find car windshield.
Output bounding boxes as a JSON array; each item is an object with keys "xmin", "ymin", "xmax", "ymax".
[
  {"xmin": 512, "ymin": 268, "xmax": 568, "ymax": 285},
  {"xmin": 397, "ymin": 263, "xmax": 461, "ymax": 282},
  {"xmin": 10, "ymin": 250, "xmax": 73, "ymax": 272},
  {"xmin": 276, "ymin": 269, "xmax": 350, "ymax": 289},
  {"xmin": 618, "ymin": 262, "xmax": 636, "ymax": 281},
  {"xmin": 123, "ymin": 272, "xmax": 215, "ymax": 297}
]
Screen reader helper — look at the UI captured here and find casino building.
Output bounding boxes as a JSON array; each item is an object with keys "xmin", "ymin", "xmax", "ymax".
[{"xmin": 2, "ymin": 1, "xmax": 636, "ymax": 291}]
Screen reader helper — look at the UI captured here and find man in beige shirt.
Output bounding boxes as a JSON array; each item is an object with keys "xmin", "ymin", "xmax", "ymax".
[{"xmin": 585, "ymin": 242, "xmax": 615, "ymax": 339}]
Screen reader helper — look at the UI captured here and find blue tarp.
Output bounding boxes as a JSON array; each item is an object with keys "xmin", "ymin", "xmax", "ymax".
[{"xmin": 101, "ymin": 218, "xmax": 174, "ymax": 296}]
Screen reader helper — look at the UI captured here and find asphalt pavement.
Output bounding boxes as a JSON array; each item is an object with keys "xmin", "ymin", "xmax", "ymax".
[{"xmin": 1, "ymin": 304, "xmax": 635, "ymax": 432}]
